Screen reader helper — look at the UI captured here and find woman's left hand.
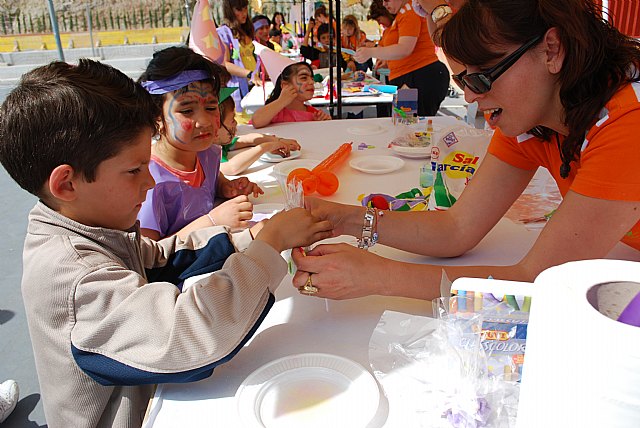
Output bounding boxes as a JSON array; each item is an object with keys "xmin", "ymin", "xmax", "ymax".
[
  {"xmin": 354, "ymin": 47, "xmax": 373, "ymax": 63},
  {"xmin": 291, "ymin": 244, "xmax": 391, "ymax": 299}
]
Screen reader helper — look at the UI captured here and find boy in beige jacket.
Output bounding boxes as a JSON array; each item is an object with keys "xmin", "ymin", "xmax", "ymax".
[{"xmin": 0, "ymin": 59, "xmax": 331, "ymax": 427}]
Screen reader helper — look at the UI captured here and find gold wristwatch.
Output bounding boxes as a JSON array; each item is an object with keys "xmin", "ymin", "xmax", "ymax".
[{"xmin": 431, "ymin": 4, "xmax": 453, "ymax": 24}]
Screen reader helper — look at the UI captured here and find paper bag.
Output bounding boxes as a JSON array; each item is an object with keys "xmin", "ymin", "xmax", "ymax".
[{"xmin": 427, "ymin": 125, "xmax": 493, "ymax": 211}]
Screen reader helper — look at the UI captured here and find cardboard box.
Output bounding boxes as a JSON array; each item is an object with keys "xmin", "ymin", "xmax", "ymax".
[{"xmin": 392, "ymin": 87, "xmax": 418, "ymax": 124}]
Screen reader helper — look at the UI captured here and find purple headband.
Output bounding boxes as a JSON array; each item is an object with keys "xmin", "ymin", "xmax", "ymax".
[
  {"xmin": 141, "ymin": 69, "xmax": 211, "ymax": 95},
  {"xmin": 253, "ymin": 19, "xmax": 270, "ymax": 31}
]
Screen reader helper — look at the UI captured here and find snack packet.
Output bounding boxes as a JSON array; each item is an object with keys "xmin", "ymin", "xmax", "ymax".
[{"xmin": 428, "ymin": 126, "xmax": 493, "ymax": 211}]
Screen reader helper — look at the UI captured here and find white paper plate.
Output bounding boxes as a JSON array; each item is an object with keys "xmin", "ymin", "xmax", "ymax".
[
  {"xmin": 249, "ymin": 203, "xmax": 284, "ymax": 225},
  {"xmin": 349, "ymin": 156, "xmax": 405, "ymax": 174},
  {"xmin": 260, "ymin": 150, "xmax": 301, "ymax": 163},
  {"xmin": 347, "ymin": 124, "xmax": 387, "ymax": 136},
  {"xmin": 389, "ymin": 144, "xmax": 431, "ymax": 159},
  {"xmin": 236, "ymin": 353, "xmax": 379, "ymax": 428}
]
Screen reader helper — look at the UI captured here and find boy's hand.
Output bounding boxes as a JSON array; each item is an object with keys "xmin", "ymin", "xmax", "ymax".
[
  {"xmin": 255, "ymin": 208, "xmax": 333, "ymax": 253},
  {"xmin": 279, "ymin": 82, "xmax": 299, "ymax": 105},
  {"xmin": 262, "ymin": 140, "xmax": 291, "ymax": 158},
  {"xmin": 276, "ymin": 137, "xmax": 301, "ymax": 151},
  {"xmin": 221, "ymin": 177, "xmax": 264, "ymax": 198},
  {"xmin": 313, "ymin": 109, "xmax": 331, "ymax": 121},
  {"xmin": 209, "ymin": 195, "xmax": 254, "ymax": 229},
  {"xmin": 261, "ymin": 138, "xmax": 301, "ymax": 158}
]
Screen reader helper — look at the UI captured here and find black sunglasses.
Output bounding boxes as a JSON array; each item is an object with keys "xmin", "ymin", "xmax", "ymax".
[{"xmin": 452, "ymin": 35, "xmax": 542, "ymax": 95}]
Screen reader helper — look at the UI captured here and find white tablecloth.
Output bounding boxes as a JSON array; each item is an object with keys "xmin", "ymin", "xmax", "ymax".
[
  {"xmin": 240, "ymin": 81, "xmax": 393, "ymax": 115},
  {"xmin": 144, "ymin": 117, "xmax": 640, "ymax": 427}
]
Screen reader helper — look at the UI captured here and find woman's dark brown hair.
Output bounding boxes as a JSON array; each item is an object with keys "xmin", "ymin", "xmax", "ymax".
[
  {"xmin": 439, "ymin": 0, "xmax": 640, "ymax": 178},
  {"xmin": 223, "ymin": 0, "xmax": 254, "ymax": 40},
  {"xmin": 367, "ymin": 0, "xmax": 395, "ymax": 23}
]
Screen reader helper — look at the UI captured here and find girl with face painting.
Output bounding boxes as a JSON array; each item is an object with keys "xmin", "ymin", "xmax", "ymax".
[
  {"xmin": 252, "ymin": 62, "xmax": 331, "ymax": 128},
  {"xmin": 217, "ymin": 0, "xmax": 262, "ymax": 114},
  {"xmin": 137, "ymin": 46, "xmax": 263, "ymax": 241}
]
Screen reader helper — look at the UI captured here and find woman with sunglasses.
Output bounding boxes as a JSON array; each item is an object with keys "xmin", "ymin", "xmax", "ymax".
[
  {"xmin": 290, "ymin": 0, "xmax": 640, "ymax": 301},
  {"xmin": 353, "ymin": 0, "xmax": 449, "ymax": 116}
]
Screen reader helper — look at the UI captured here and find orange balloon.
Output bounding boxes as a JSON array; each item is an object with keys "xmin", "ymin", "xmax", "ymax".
[{"xmin": 315, "ymin": 170, "xmax": 339, "ymax": 196}]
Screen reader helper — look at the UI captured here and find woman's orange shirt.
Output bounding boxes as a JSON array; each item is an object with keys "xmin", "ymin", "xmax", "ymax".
[{"xmin": 384, "ymin": 2, "xmax": 438, "ymax": 80}]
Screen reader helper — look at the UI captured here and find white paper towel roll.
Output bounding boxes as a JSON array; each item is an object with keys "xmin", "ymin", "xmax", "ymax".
[{"xmin": 517, "ymin": 260, "xmax": 640, "ymax": 428}]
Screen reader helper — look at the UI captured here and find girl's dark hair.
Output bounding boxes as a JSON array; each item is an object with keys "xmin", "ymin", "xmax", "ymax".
[
  {"xmin": 265, "ymin": 62, "xmax": 314, "ymax": 105},
  {"xmin": 271, "ymin": 12, "xmax": 286, "ymax": 27},
  {"xmin": 439, "ymin": 0, "xmax": 640, "ymax": 178},
  {"xmin": 137, "ymin": 46, "xmax": 229, "ymax": 113},
  {"xmin": 367, "ymin": 0, "xmax": 395, "ymax": 22},
  {"xmin": 219, "ymin": 96, "xmax": 236, "ymax": 121},
  {"xmin": 223, "ymin": 0, "xmax": 254, "ymax": 40}
]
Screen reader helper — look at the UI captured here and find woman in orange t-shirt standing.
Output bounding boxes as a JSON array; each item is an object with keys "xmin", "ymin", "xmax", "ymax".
[{"xmin": 354, "ymin": 0, "xmax": 449, "ymax": 116}]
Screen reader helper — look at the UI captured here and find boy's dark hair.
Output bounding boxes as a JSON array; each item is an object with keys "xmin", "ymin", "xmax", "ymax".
[
  {"xmin": 265, "ymin": 62, "xmax": 314, "ymax": 105},
  {"xmin": 138, "ymin": 46, "xmax": 230, "ymax": 113},
  {"xmin": 0, "ymin": 59, "xmax": 159, "ymax": 197},
  {"xmin": 317, "ymin": 23, "xmax": 332, "ymax": 38}
]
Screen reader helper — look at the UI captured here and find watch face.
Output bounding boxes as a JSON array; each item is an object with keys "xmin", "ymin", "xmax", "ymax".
[{"xmin": 433, "ymin": 6, "xmax": 452, "ymax": 21}]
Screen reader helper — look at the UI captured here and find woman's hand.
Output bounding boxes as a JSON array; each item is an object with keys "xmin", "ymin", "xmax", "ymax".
[
  {"xmin": 354, "ymin": 47, "xmax": 373, "ymax": 63},
  {"xmin": 305, "ymin": 198, "xmax": 362, "ymax": 237},
  {"xmin": 374, "ymin": 59, "xmax": 389, "ymax": 72},
  {"xmin": 208, "ymin": 195, "xmax": 254, "ymax": 229},
  {"xmin": 291, "ymin": 244, "xmax": 392, "ymax": 299}
]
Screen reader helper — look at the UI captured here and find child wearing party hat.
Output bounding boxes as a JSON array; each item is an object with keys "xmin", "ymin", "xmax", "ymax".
[
  {"xmin": 216, "ymin": 86, "xmax": 301, "ymax": 175},
  {"xmin": 251, "ymin": 46, "xmax": 331, "ymax": 128},
  {"xmin": 137, "ymin": 46, "xmax": 263, "ymax": 241}
]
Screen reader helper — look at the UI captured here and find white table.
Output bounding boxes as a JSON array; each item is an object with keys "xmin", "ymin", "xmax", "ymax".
[
  {"xmin": 145, "ymin": 118, "xmax": 640, "ymax": 427},
  {"xmin": 240, "ymin": 81, "xmax": 394, "ymax": 116}
]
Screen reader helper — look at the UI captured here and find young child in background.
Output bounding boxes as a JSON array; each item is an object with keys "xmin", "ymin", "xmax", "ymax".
[
  {"xmin": 302, "ymin": 23, "xmax": 348, "ymax": 70},
  {"xmin": 252, "ymin": 15, "xmax": 274, "ymax": 50},
  {"xmin": 341, "ymin": 15, "xmax": 374, "ymax": 72},
  {"xmin": 252, "ymin": 61, "xmax": 331, "ymax": 128},
  {"xmin": 269, "ymin": 27, "xmax": 283, "ymax": 52},
  {"xmin": 137, "ymin": 46, "xmax": 263, "ymax": 241},
  {"xmin": 0, "ymin": 58, "xmax": 332, "ymax": 427},
  {"xmin": 217, "ymin": 89, "xmax": 301, "ymax": 175}
]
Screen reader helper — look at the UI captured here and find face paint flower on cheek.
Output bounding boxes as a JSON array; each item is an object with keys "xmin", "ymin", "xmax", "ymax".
[{"xmin": 181, "ymin": 120, "xmax": 194, "ymax": 132}]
